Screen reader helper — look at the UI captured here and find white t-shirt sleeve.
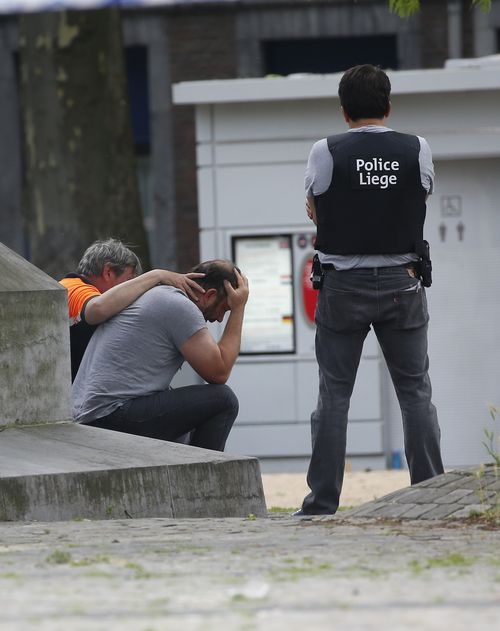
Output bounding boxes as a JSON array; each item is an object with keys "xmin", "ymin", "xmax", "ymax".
[
  {"xmin": 418, "ymin": 136, "xmax": 435, "ymax": 195},
  {"xmin": 305, "ymin": 138, "xmax": 333, "ymax": 197}
]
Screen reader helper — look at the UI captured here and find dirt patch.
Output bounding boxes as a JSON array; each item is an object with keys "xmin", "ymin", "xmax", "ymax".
[{"xmin": 262, "ymin": 470, "xmax": 410, "ymax": 509}]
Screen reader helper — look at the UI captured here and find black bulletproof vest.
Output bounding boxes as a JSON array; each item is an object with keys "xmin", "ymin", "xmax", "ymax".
[{"xmin": 314, "ymin": 131, "xmax": 427, "ymax": 255}]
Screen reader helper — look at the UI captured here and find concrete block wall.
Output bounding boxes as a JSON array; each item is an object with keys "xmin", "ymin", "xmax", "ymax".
[{"xmin": 0, "ymin": 242, "xmax": 71, "ymax": 427}]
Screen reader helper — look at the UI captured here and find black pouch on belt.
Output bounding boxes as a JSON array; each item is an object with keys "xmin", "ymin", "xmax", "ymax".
[
  {"xmin": 311, "ymin": 253, "xmax": 324, "ymax": 290},
  {"xmin": 415, "ymin": 239, "xmax": 432, "ymax": 288}
]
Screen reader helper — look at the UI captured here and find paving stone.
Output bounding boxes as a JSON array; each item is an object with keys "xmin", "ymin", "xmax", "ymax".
[
  {"xmin": 434, "ymin": 477, "xmax": 476, "ymax": 492},
  {"xmin": 411, "ymin": 477, "xmax": 441, "ymax": 489},
  {"xmin": 345, "ymin": 470, "xmax": 500, "ymax": 522},
  {"xmin": 419, "ymin": 503, "xmax": 464, "ymax": 520},
  {"xmin": 485, "ymin": 479, "xmax": 500, "ymax": 491},
  {"xmin": 395, "ymin": 503, "xmax": 437, "ymax": 519},
  {"xmin": 483, "ymin": 491, "xmax": 500, "ymax": 504},
  {"xmin": 404, "ymin": 487, "xmax": 451, "ymax": 503},
  {"xmin": 375, "ymin": 488, "xmax": 406, "ymax": 502},
  {"xmin": 384, "ymin": 488, "xmax": 422, "ymax": 503},
  {"xmin": 434, "ymin": 489, "xmax": 475, "ymax": 504},
  {"xmin": 482, "ymin": 465, "xmax": 500, "ymax": 478},
  {"xmin": 414, "ymin": 473, "xmax": 463, "ymax": 489},
  {"xmin": 448, "ymin": 504, "xmax": 492, "ymax": 519},
  {"xmin": 370, "ymin": 503, "xmax": 416, "ymax": 519},
  {"xmin": 458, "ymin": 477, "xmax": 491, "ymax": 490},
  {"xmin": 345, "ymin": 502, "xmax": 385, "ymax": 518},
  {"xmin": 457, "ymin": 492, "xmax": 484, "ymax": 504}
]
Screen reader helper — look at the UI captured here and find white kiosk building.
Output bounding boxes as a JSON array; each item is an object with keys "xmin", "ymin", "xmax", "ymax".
[{"xmin": 173, "ymin": 58, "xmax": 500, "ymax": 472}]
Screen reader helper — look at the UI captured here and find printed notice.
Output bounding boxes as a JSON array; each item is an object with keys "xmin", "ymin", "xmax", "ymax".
[{"xmin": 233, "ymin": 235, "xmax": 295, "ymax": 354}]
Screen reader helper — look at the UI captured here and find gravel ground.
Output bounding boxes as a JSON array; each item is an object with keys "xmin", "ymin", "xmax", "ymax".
[
  {"xmin": 0, "ymin": 515, "xmax": 499, "ymax": 631},
  {"xmin": 1, "ymin": 470, "xmax": 499, "ymax": 630}
]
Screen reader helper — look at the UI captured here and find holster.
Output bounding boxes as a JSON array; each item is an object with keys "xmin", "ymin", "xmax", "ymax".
[
  {"xmin": 415, "ymin": 239, "xmax": 432, "ymax": 288},
  {"xmin": 311, "ymin": 254, "xmax": 324, "ymax": 290}
]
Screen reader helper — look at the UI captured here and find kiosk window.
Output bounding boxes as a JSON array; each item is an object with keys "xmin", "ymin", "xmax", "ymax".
[{"xmin": 233, "ymin": 235, "xmax": 295, "ymax": 354}]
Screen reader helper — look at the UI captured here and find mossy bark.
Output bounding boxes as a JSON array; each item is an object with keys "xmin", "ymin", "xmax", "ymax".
[{"xmin": 19, "ymin": 9, "xmax": 150, "ymax": 279}]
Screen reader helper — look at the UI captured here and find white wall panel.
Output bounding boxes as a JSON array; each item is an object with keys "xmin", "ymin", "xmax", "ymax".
[
  {"xmin": 198, "ymin": 229, "xmax": 217, "ymax": 261},
  {"xmin": 213, "ymin": 101, "xmax": 343, "ymax": 143},
  {"xmin": 225, "ymin": 423, "xmax": 310, "ymax": 457},
  {"xmin": 214, "ymin": 140, "xmax": 313, "ymax": 166},
  {"xmin": 425, "ymin": 158, "xmax": 500, "ymax": 466},
  {"xmin": 227, "ymin": 362, "xmax": 296, "ymax": 424},
  {"xmin": 216, "ymin": 164, "xmax": 306, "ymax": 226},
  {"xmin": 197, "ymin": 168, "xmax": 215, "ymax": 229},
  {"xmin": 194, "ymin": 105, "xmax": 212, "ymax": 143},
  {"xmin": 225, "ymin": 419, "xmax": 383, "ymax": 458}
]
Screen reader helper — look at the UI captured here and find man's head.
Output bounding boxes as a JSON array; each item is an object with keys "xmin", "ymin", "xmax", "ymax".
[
  {"xmin": 77, "ymin": 238, "xmax": 142, "ymax": 293},
  {"xmin": 190, "ymin": 259, "xmax": 240, "ymax": 323},
  {"xmin": 338, "ymin": 64, "xmax": 391, "ymax": 123}
]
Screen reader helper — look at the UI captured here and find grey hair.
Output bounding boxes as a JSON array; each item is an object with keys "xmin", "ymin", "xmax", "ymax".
[{"xmin": 76, "ymin": 238, "xmax": 142, "ymax": 277}]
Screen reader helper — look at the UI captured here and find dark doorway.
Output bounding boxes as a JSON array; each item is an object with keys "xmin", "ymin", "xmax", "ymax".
[{"xmin": 125, "ymin": 46, "xmax": 150, "ymax": 154}]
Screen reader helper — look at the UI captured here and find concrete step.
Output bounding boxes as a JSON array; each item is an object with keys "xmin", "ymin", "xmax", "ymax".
[{"xmin": 0, "ymin": 423, "xmax": 267, "ymax": 521}]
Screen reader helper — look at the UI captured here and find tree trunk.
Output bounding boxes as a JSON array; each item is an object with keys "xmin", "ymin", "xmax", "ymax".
[{"xmin": 19, "ymin": 9, "xmax": 150, "ymax": 279}]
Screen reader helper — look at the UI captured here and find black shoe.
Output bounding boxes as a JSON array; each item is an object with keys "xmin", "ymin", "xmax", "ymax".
[
  {"xmin": 292, "ymin": 508, "xmax": 335, "ymax": 517},
  {"xmin": 291, "ymin": 509, "xmax": 310, "ymax": 517}
]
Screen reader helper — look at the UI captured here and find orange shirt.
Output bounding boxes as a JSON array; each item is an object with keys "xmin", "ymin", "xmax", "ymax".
[{"xmin": 59, "ymin": 275, "xmax": 101, "ymax": 325}]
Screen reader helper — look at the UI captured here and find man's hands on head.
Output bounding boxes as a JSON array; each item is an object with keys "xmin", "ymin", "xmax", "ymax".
[
  {"xmin": 157, "ymin": 271, "xmax": 205, "ymax": 301},
  {"xmin": 180, "ymin": 267, "xmax": 249, "ymax": 385},
  {"xmin": 224, "ymin": 269, "xmax": 249, "ymax": 311}
]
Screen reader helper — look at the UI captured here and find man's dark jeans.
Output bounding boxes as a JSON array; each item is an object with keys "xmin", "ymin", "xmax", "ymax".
[
  {"xmin": 302, "ymin": 265, "xmax": 445, "ymax": 515},
  {"xmin": 86, "ymin": 384, "xmax": 238, "ymax": 452}
]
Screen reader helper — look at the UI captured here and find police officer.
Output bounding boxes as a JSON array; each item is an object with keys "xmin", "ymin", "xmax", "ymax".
[{"xmin": 295, "ymin": 64, "xmax": 445, "ymax": 516}]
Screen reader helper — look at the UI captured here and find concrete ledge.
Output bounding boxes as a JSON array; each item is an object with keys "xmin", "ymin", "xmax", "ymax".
[
  {"xmin": 0, "ymin": 423, "xmax": 267, "ymax": 521},
  {"xmin": 0, "ymin": 241, "xmax": 71, "ymax": 427}
]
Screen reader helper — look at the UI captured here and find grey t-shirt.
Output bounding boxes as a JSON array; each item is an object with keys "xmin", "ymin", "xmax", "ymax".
[
  {"xmin": 72, "ymin": 285, "xmax": 207, "ymax": 424},
  {"xmin": 304, "ymin": 125, "xmax": 434, "ymax": 270}
]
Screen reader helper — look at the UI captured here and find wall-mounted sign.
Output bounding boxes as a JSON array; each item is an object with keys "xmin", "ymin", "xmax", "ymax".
[
  {"xmin": 440, "ymin": 195, "xmax": 462, "ymax": 217},
  {"xmin": 233, "ymin": 235, "xmax": 295, "ymax": 354}
]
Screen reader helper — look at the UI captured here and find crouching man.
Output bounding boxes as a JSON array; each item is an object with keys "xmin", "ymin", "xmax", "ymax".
[{"xmin": 72, "ymin": 260, "xmax": 249, "ymax": 452}]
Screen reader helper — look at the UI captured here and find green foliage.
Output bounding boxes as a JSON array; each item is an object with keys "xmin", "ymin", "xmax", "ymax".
[
  {"xmin": 410, "ymin": 553, "xmax": 475, "ymax": 574},
  {"xmin": 472, "ymin": 0, "xmax": 492, "ymax": 11},
  {"xmin": 46, "ymin": 549, "xmax": 72, "ymax": 565},
  {"xmin": 389, "ymin": 0, "xmax": 420, "ymax": 17},
  {"xmin": 483, "ymin": 406, "xmax": 500, "ymax": 467},
  {"xmin": 389, "ymin": 0, "xmax": 491, "ymax": 17}
]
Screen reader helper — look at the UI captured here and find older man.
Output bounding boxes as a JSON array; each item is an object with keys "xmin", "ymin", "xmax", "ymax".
[
  {"xmin": 72, "ymin": 260, "xmax": 249, "ymax": 451},
  {"xmin": 59, "ymin": 238, "xmax": 204, "ymax": 380}
]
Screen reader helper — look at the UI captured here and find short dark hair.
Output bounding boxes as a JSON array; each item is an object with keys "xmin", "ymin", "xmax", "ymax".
[
  {"xmin": 338, "ymin": 64, "xmax": 391, "ymax": 121},
  {"xmin": 77, "ymin": 238, "xmax": 142, "ymax": 277},
  {"xmin": 190, "ymin": 259, "xmax": 240, "ymax": 298}
]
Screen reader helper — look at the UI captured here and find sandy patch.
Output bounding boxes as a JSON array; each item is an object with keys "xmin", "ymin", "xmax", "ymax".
[{"xmin": 262, "ymin": 470, "xmax": 411, "ymax": 510}]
